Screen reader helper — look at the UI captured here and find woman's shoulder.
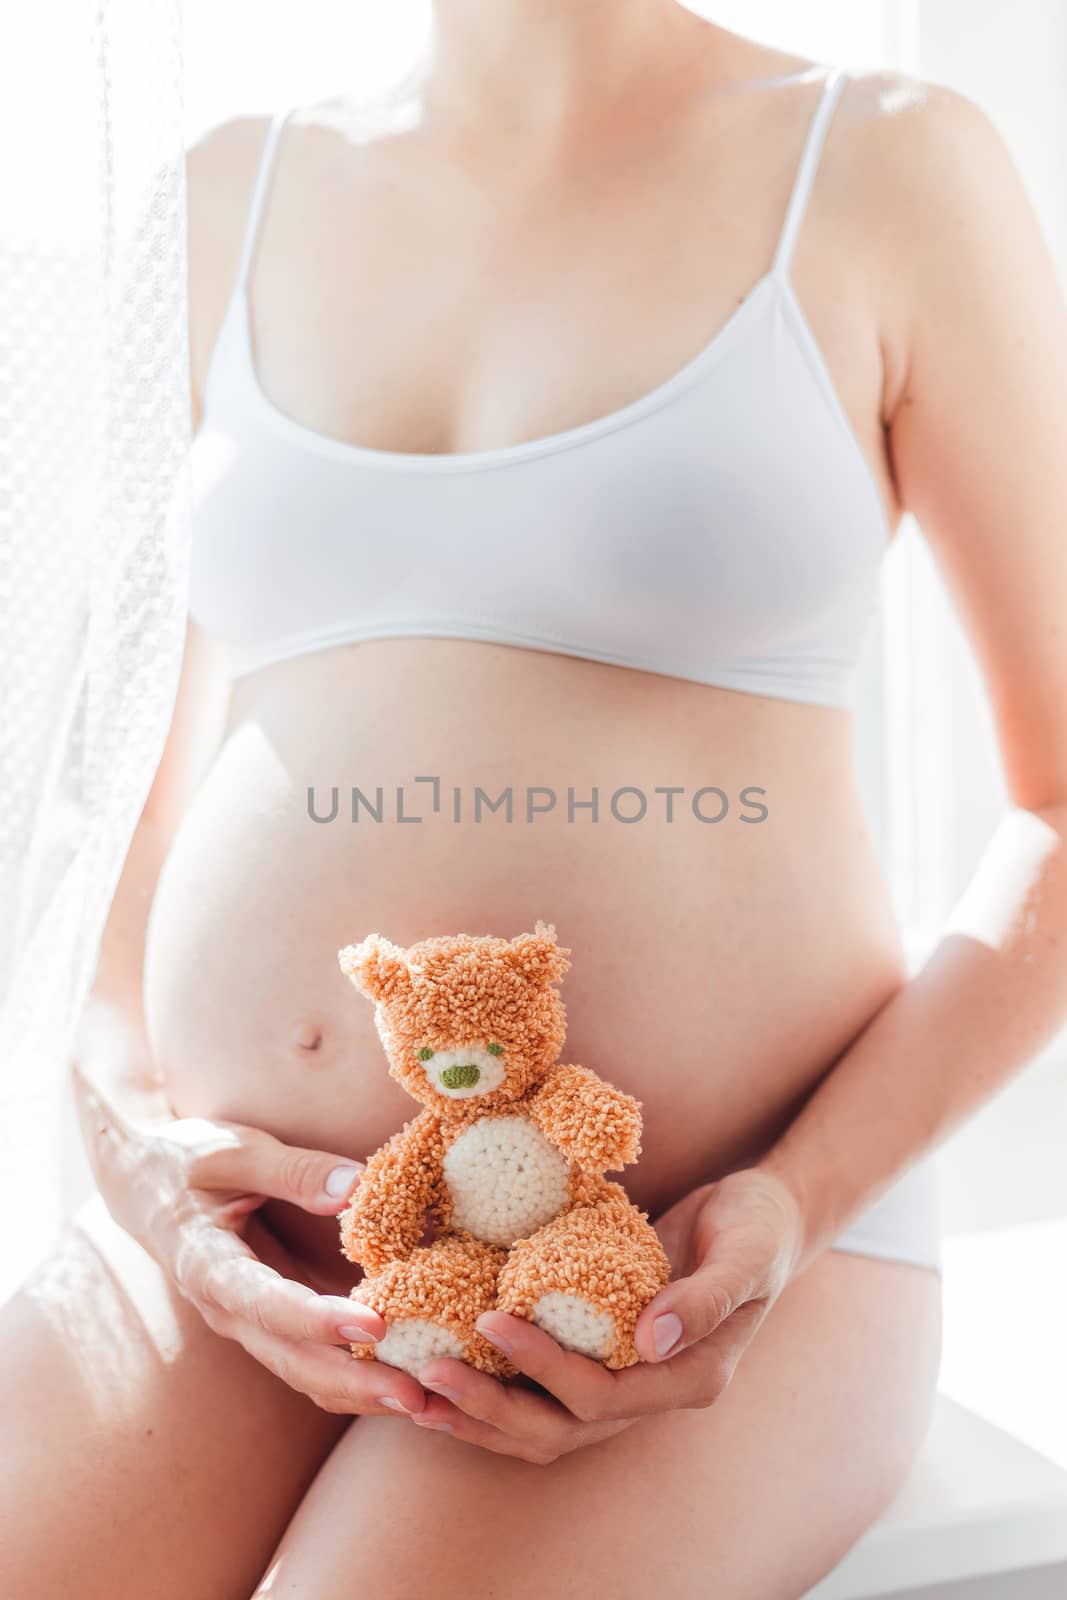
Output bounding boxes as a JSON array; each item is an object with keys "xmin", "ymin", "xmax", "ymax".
[
  {"xmin": 184, "ymin": 94, "xmax": 416, "ymax": 426},
  {"xmin": 186, "ymin": 111, "xmax": 277, "ymax": 271},
  {"xmin": 185, "ymin": 91, "xmax": 414, "ymax": 255},
  {"xmin": 832, "ymin": 69, "xmax": 1042, "ymax": 432},
  {"xmin": 835, "ymin": 68, "xmax": 1014, "ymax": 219},
  {"xmin": 828, "ymin": 69, "xmax": 1023, "ymax": 311}
]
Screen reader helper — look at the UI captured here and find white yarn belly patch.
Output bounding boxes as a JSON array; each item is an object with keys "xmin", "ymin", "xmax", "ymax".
[{"xmin": 443, "ymin": 1115, "xmax": 570, "ymax": 1245}]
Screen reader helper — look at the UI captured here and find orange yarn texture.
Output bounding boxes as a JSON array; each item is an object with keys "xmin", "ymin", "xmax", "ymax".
[{"xmin": 337, "ymin": 922, "xmax": 670, "ymax": 1375}]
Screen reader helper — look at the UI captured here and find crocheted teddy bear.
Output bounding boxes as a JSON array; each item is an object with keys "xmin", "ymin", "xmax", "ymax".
[{"xmin": 336, "ymin": 921, "xmax": 670, "ymax": 1379}]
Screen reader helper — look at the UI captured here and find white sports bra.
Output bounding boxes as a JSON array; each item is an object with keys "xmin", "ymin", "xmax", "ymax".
[{"xmin": 189, "ymin": 66, "xmax": 890, "ymax": 707}]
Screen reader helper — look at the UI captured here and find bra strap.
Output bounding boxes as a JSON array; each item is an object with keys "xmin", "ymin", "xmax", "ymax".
[
  {"xmin": 772, "ymin": 67, "xmax": 847, "ymax": 281},
  {"xmin": 234, "ymin": 106, "xmax": 294, "ymax": 292}
]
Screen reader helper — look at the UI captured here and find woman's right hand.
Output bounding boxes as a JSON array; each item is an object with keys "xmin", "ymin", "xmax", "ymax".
[{"xmin": 83, "ymin": 1087, "xmax": 427, "ymax": 1418}]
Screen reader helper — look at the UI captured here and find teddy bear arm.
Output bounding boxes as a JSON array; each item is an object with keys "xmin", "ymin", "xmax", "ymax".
[
  {"xmin": 339, "ymin": 1115, "xmax": 443, "ymax": 1270},
  {"xmin": 529, "ymin": 1063, "xmax": 643, "ymax": 1172}
]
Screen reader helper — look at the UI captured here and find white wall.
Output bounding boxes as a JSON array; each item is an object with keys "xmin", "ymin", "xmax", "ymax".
[
  {"xmin": 183, "ymin": 0, "xmax": 430, "ymax": 141},
  {"xmin": 697, "ymin": 0, "xmax": 910, "ymax": 66}
]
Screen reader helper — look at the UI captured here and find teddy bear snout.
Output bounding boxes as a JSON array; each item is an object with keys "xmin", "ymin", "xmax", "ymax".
[
  {"xmin": 419, "ymin": 1043, "xmax": 508, "ymax": 1099},
  {"xmin": 440, "ymin": 1063, "xmax": 480, "ymax": 1089}
]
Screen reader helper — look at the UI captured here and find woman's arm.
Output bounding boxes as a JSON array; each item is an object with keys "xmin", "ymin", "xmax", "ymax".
[
  {"xmin": 761, "ymin": 805, "xmax": 1067, "ymax": 1267},
  {"xmin": 75, "ymin": 112, "xmax": 297, "ymax": 1157},
  {"xmin": 71, "ymin": 618, "xmax": 227, "ymax": 1136},
  {"xmin": 73, "ymin": 111, "xmax": 262, "ymax": 1140},
  {"xmin": 758, "ymin": 79, "xmax": 1067, "ymax": 1264}
]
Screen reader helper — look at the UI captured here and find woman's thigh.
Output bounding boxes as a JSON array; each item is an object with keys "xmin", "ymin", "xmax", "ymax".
[
  {"xmin": 253, "ymin": 1250, "xmax": 942, "ymax": 1600},
  {"xmin": 0, "ymin": 1196, "xmax": 346, "ymax": 1600}
]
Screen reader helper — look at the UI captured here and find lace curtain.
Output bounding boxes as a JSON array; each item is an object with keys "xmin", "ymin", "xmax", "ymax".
[{"xmin": 0, "ymin": 0, "xmax": 190, "ymax": 1284}]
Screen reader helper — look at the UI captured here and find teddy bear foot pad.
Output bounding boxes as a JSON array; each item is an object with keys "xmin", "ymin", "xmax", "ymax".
[
  {"xmin": 373, "ymin": 1317, "xmax": 467, "ymax": 1375},
  {"xmin": 361, "ymin": 1298, "xmax": 617, "ymax": 1377},
  {"xmin": 529, "ymin": 1291, "xmax": 617, "ymax": 1359}
]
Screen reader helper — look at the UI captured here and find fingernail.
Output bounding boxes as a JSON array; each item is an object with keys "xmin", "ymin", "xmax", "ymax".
[
  {"xmin": 422, "ymin": 1381, "xmax": 462, "ymax": 1402},
  {"xmin": 412, "ymin": 1415, "xmax": 454, "ymax": 1433},
  {"xmin": 339, "ymin": 1323, "xmax": 377, "ymax": 1344},
  {"xmin": 379, "ymin": 1396, "xmax": 414, "ymax": 1414},
  {"xmin": 475, "ymin": 1319, "xmax": 513, "ymax": 1355},
  {"xmin": 324, "ymin": 1164, "xmax": 362, "ymax": 1198},
  {"xmin": 653, "ymin": 1311, "xmax": 683, "ymax": 1358}
]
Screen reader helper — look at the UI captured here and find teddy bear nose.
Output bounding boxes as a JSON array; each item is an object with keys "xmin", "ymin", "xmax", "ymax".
[{"xmin": 440, "ymin": 1063, "xmax": 480, "ymax": 1089}]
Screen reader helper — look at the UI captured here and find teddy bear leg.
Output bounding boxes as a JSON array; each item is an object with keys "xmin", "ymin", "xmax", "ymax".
[
  {"xmin": 496, "ymin": 1191, "xmax": 670, "ymax": 1369},
  {"xmin": 349, "ymin": 1232, "xmax": 513, "ymax": 1378}
]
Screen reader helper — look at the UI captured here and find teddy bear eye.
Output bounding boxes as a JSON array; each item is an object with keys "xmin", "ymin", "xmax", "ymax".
[
  {"xmin": 417, "ymin": 1047, "xmax": 435, "ymax": 1061},
  {"xmin": 486, "ymin": 1043, "xmax": 503, "ymax": 1056}
]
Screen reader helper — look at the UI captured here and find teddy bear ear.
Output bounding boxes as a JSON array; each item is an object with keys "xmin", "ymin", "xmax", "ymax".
[
  {"xmin": 506, "ymin": 921, "xmax": 571, "ymax": 985},
  {"xmin": 338, "ymin": 935, "xmax": 411, "ymax": 1002}
]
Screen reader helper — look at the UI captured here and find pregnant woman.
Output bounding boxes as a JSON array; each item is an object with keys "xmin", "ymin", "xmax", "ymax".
[{"xmin": 5, "ymin": 5, "xmax": 1067, "ymax": 1598}]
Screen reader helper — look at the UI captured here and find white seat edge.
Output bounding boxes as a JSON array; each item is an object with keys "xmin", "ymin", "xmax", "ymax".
[{"xmin": 805, "ymin": 1396, "xmax": 1067, "ymax": 1599}]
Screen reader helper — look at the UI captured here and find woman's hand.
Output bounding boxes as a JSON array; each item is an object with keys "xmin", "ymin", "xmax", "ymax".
[
  {"xmin": 81, "ymin": 1080, "xmax": 428, "ymax": 1418},
  {"xmin": 412, "ymin": 1167, "xmax": 805, "ymax": 1462}
]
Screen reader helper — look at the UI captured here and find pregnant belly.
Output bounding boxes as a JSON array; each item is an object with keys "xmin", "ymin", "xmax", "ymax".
[{"xmin": 143, "ymin": 640, "xmax": 906, "ymax": 1273}]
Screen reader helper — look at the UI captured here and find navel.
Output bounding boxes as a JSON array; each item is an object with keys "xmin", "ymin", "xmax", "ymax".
[{"xmin": 288, "ymin": 1016, "xmax": 326, "ymax": 1056}]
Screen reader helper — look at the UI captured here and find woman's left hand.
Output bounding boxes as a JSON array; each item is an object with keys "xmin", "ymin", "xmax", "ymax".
[{"xmin": 412, "ymin": 1166, "xmax": 806, "ymax": 1463}]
